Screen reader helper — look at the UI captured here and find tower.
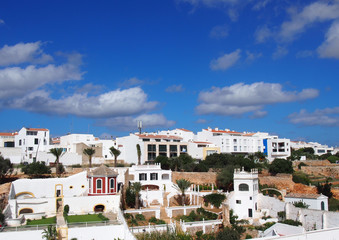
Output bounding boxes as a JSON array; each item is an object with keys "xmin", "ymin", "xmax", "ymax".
[{"xmin": 232, "ymin": 167, "xmax": 259, "ymax": 220}]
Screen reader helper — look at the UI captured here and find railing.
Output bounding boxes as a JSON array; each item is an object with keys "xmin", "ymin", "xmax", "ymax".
[
  {"xmin": 2, "ymin": 223, "xmax": 55, "ymax": 232},
  {"xmin": 180, "ymin": 219, "xmax": 223, "ymax": 233},
  {"xmin": 130, "ymin": 223, "xmax": 175, "ymax": 233},
  {"xmin": 67, "ymin": 220, "xmax": 120, "ymax": 228}
]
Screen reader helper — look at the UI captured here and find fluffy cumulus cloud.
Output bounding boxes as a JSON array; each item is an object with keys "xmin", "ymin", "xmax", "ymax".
[
  {"xmin": 8, "ymin": 87, "xmax": 158, "ymax": 118},
  {"xmin": 318, "ymin": 20, "xmax": 339, "ymax": 59},
  {"xmin": 210, "ymin": 49, "xmax": 241, "ymax": 71},
  {"xmin": 98, "ymin": 113, "xmax": 175, "ymax": 130},
  {"xmin": 196, "ymin": 82, "xmax": 319, "ymax": 116},
  {"xmin": 289, "ymin": 107, "xmax": 339, "ymax": 127},
  {"xmin": 0, "ymin": 41, "xmax": 53, "ymax": 66},
  {"xmin": 166, "ymin": 84, "xmax": 184, "ymax": 93}
]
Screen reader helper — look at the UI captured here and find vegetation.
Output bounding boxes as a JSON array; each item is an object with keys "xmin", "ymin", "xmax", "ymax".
[
  {"xmin": 22, "ymin": 161, "xmax": 51, "ymax": 175},
  {"xmin": 136, "ymin": 144, "xmax": 141, "ymax": 165},
  {"xmin": 63, "ymin": 204, "xmax": 70, "ymax": 218},
  {"xmin": 136, "ymin": 228, "xmax": 194, "ymax": 240},
  {"xmin": 292, "ymin": 171, "xmax": 310, "ymax": 185},
  {"xmin": 217, "ymin": 166, "xmax": 234, "ymax": 191},
  {"xmin": 49, "ymin": 148, "xmax": 64, "ymax": 175},
  {"xmin": 329, "ymin": 198, "xmax": 339, "ymax": 211},
  {"xmin": 0, "ymin": 154, "xmax": 13, "ymax": 178},
  {"xmin": 132, "ymin": 182, "xmax": 142, "ymax": 209},
  {"xmin": 27, "ymin": 216, "xmax": 56, "ymax": 225},
  {"xmin": 125, "ymin": 186, "xmax": 136, "ymax": 208},
  {"xmin": 135, "ymin": 214, "xmax": 145, "ymax": 221},
  {"xmin": 215, "ymin": 227, "xmax": 240, "ymax": 240},
  {"xmin": 317, "ymin": 180, "xmax": 333, "ymax": 198},
  {"xmin": 203, "ymin": 193, "xmax": 226, "ymax": 208},
  {"xmin": 83, "ymin": 148, "xmax": 95, "ymax": 168},
  {"xmin": 328, "ymin": 155, "xmax": 339, "ymax": 164},
  {"xmin": 293, "ymin": 201, "xmax": 309, "ymax": 209},
  {"xmin": 269, "ymin": 158, "xmax": 293, "ymax": 175},
  {"xmin": 42, "ymin": 225, "xmax": 57, "ymax": 240},
  {"xmin": 66, "ymin": 213, "xmax": 108, "ymax": 223},
  {"xmin": 176, "ymin": 208, "xmax": 218, "ymax": 222},
  {"xmin": 229, "ymin": 209, "xmax": 247, "ymax": 235},
  {"xmin": 288, "ymin": 148, "xmax": 316, "ymax": 161},
  {"xmin": 298, "ymin": 162, "xmax": 308, "ymax": 169},
  {"xmin": 279, "ymin": 219, "xmax": 302, "ymax": 226},
  {"xmin": 109, "ymin": 146, "xmax": 121, "ymax": 167},
  {"xmin": 174, "ymin": 179, "xmax": 191, "ymax": 205},
  {"xmin": 149, "ymin": 217, "xmax": 166, "ymax": 225}
]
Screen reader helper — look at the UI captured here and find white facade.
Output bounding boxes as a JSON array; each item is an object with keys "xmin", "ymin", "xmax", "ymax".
[
  {"xmin": 285, "ymin": 193, "xmax": 328, "ymax": 211},
  {"xmin": 228, "ymin": 168, "xmax": 259, "ymax": 220},
  {"xmin": 0, "ymin": 132, "xmax": 16, "ymax": 147},
  {"xmin": 265, "ymin": 137, "xmax": 291, "ymax": 160},
  {"xmin": 14, "ymin": 127, "xmax": 50, "ymax": 163},
  {"xmin": 290, "ymin": 141, "xmax": 334, "ymax": 156}
]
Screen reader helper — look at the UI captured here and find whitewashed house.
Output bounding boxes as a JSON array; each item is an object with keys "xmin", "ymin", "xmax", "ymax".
[{"xmin": 284, "ymin": 193, "xmax": 328, "ymax": 211}]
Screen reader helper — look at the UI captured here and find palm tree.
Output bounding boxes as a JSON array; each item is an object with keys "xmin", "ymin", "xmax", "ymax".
[
  {"xmin": 109, "ymin": 146, "xmax": 121, "ymax": 167},
  {"xmin": 42, "ymin": 225, "xmax": 57, "ymax": 240},
  {"xmin": 132, "ymin": 182, "xmax": 142, "ymax": 209},
  {"xmin": 83, "ymin": 148, "xmax": 96, "ymax": 168},
  {"xmin": 136, "ymin": 144, "xmax": 141, "ymax": 165},
  {"xmin": 174, "ymin": 179, "xmax": 191, "ymax": 205},
  {"xmin": 49, "ymin": 148, "xmax": 64, "ymax": 176}
]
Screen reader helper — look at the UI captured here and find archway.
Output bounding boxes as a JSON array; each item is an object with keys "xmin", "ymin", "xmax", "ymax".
[
  {"xmin": 19, "ymin": 208, "xmax": 33, "ymax": 215},
  {"xmin": 94, "ymin": 204, "xmax": 105, "ymax": 212},
  {"xmin": 141, "ymin": 184, "xmax": 159, "ymax": 190}
]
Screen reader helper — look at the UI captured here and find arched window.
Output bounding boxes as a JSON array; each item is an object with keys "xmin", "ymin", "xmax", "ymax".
[
  {"xmin": 97, "ymin": 179, "xmax": 102, "ymax": 189},
  {"xmin": 239, "ymin": 183, "xmax": 249, "ymax": 191},
  {"xmin": 321, "ymin": 201, "xmax": 325, "ymax": 210},
  {"xmin": 110, "ymin": 178, "xmax": 115, "ymax": 189},
  {"xmin": 19, "ymin": 208, "xmax": 33, "ymax": 215}
]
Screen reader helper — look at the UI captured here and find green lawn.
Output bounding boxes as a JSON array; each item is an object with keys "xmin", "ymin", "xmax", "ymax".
[
  {"xmin": 26, "ymin": 216, "xmax": 56, "ymax": 225},
  {"xmin": 66, "ymin": 214, "xmax": 108, "ymax": 223}
]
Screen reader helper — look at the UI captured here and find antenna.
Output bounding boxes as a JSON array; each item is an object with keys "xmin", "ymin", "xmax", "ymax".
[{"xmin": 137, "ymin": 120, "xmax": 142, "ymax": 134}]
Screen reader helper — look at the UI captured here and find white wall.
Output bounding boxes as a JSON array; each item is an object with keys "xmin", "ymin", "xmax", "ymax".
[
  {"xmin": 0, "ymin": 147, "xmax": 22, "ymax": 164},
  {"xmin": 68, "ymin": 225, "xmax": 126, "ymax": 240}
]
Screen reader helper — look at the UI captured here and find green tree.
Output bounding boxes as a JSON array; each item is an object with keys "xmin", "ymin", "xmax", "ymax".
[
  {"xmin": 83, "ymin": 148, "xmax": 96, "ymax": 168},
  {"xmin": 174, "ymin": 179, "xmax": 191, "ymax": 205},
  {"xmin": 136, "ymin": 144, "xmax": 141, "ymax": 165},
  {"xmin": 42, "ymin": 225, "xmax": 57, "ymax": 240},
  {"xmin": 132, "ymin": 182, "xmax": 142, "ymax": 209},
  {"xmin": 269, "ymin": 158, "xmax": 293, "ymax": 175},
  {"xmin": 109, "ymin": 146, "xmax": 121, "ymax": 167},
  {"xmin": 155, "ymin": 155, "xmax": 170, "ymax": 170},
  {"xmin": 216, "ymin": 227, "xmax": 240, "ymax": 240},
  {"xmin": 317, "ymin": 180, "xmax": 333, "ymax": 198},
  {"xmin": 203, "ymin": 193, "xmax": 226, "ymax": 208},
  {"xmin": 0, "ymin": 154, "xmax": 13, "ymax": 178},
  {"xmin": 292, "ymin": 171, "xmax": 310, "ymax": 185},
  {"xmin": 217, "ymin": 166, "xmax": 234, "ymax": 191},
  {"xmin": 293, "ymin": 201, "xmax": 309, "ymax": 209},
  {"xmin": 22, "ymin": 161, "xmax": 51, "ymax": 175},
  {"xmin": 49, "ymin": 148, "xmax": 64, "ymax": 176}
]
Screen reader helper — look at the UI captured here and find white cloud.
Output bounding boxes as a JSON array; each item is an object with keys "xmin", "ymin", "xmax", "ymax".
[
  {"xmin": 252, "ymin": 0, "xmax": 271, "ymax": 11},
  {"xmin": 98, "ymin": 113, "xmax": 175, "ymax": 131},
  {"xmin": 0, "ymin": 19, "xmax": 4, "ymax": 25},
  {"xmin": 196, "ymin": 118, "xmax": 207, "ymax": 124},
  {"xmin": 8, "ymin": 87, "xmax": 158, "ymax": 118},
  {"xmin": 166, "ymin": 84, "xmax": 184, "ymax": 93},
  {"xmin": 254, "ymin": 25, "xmax": 272, "ymax": 43},
  {"xmin": 296, "ymin": 50, "xmax": 314, "ymax": 58},
  {"xmin": 196, "ymin": 82, "xmax": 319, "ymax": 116},
  {"xmin": 210, "ymin": 49, "xmax": 241, "ymax": 71},
  {"xmin": 272, "ymin": 46, "xmax": 288, "ymax": 59},
  {"xmin": 318, "ymin": 21, "xmax": 339, "ymax": 59},
  {"xmin": 289, "ymin": 107, "xmax": 339, "ymax": 127},
  {"xmin": 119, "ymin": 77, "xmax": 144, "ymax": 87},
  {"xmin": 250, "ymin": 110, "xmax": 267, "ymax": 119},
  {"xmin": 0, "ymin": 42, "xmax": 53, "ymax": 66},
  {"xmin": 279, "ymin": 1, "xmax": 339, "ymax": 42},
  {"xmin": 210, "ymin": 24, "xmax": 229, "ymax": 39},
  {"xmin": 0, "ymin": 56, "xmax": 83, "ymax": 99},
  {"xmin": 246, "ymin": 51, "xmax": 262, "ymax": 61}
]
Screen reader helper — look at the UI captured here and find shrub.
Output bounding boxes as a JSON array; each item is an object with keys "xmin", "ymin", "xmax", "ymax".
[
  {"xmin": 328, "ymin": 155, "xmax": 339, "ymax": 163},
  {"xmin": 293, "ymin": 201, "xmax": 309, "ymax": 209},
  {"xmin": 298, "ymin": 162, "xmax": 307, "ymax": 169},
  {"xmin": 280, "ymin": 219, "xmax": 302, "ymax": 226},
  {"xmin": 203, "ymin": 193, "xmax": 226, "ymax": 208},
  {"xmin": 22, "ymin": 161, "xmax": 51, "ymax": 175},
  {"xmin": 245, "ymin": 234, "xmax": 253, "ymax": 239},
  {"xmin": 269, "ymin": 159, "xmax": 293, "ymax": 175},
  {"xmin": 63, "ymin": 204, "xmax": 70, "ymax": 218},
  {"xmin": 292, "ymin": 172, "xmax": 310, "ymax": 185},
  {"xmin": 216, "ymin": 227, "xmax": 240, "ymax": 240},
  {"xmin": 277, "ymin": 211, "xmax": 286, "ymax": 221},
  {"xmin": 129, "ymin": 218, "xmax": 138, "ymax": 226},
  {"xmin": 124, "ymin": 213, "xmax": 133, "ymax": 219},
  {"xmin": 125, "ymin": 186, "xmax": 136, "ymax": 208},
  {"xmin": 317, "ymin": 181, "xmax": 333, "ymax": 198},
  {"xmin": 135, "ymin": 214, "xmax": 145, "ymax": 221}
]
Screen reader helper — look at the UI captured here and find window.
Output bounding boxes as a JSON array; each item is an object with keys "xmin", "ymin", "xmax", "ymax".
[
  {"xmin": 321, "ymin": 201, "xmax": 325, "ymax": 210},
  {"xmin": 110, "ymin": 178, "xmax": 115, "ymax": 189},
  {"xmin": 28, "ymin": 147, "xmax": 33, "ymax": 151},
  {"xmin": 239, "ymin": 183, "xmax": 249, "ymax": 191},
  {"xmin": 148, "ymin": 152, "xmax": 156, "ymax": 161},
  {"xmin": 148, "ymin": 144, "xmax": 156, "ymax": 152},
  {"xmin": 139, "ymin": 173, "xmax": 147, "ymax": 181},
  {"xmin": 97, "ymin": 179, "xmax": 102, "ymax": 189},
  {"xmin": 26, "ymin": 131, "xmax": 37, "ymax": 136},
  {"xmin": 249, "ymin": 197, "xmax": 252, "ymax": 200},
  {"xmin": 170, "ymin": 145, "xmax": 177, "ymax": 152},
  {"xmin": 69, "ymin": 186, "xmax": 73, "ymax": 189},
  {"xmin": 236, "ymin": 200, "xmax": 241, "ymax": 204},
  {"xmin": 234, "ymin": 146, "xmax": 237, "ymax": 151},
  {"xmin": 81, "ymin": 185, "xmax": 85, "ymax": 188},
  {"xmin": 159, "ymin": 145, "xmax": 167, "ymax": 152},
  {"xmin": 233, "ymin": 139, "xmax": 237, "ymax": 143},
  {"xmin": 155, "ymin": 139, "xmax": 161, "ymax": 142},
  {"xmin": 142, "ymin": 138, "xmax": 150, "ymax": 142},
  {"xmin": 19, "ymin": 139, "xmax": 22, "ymax": 146},
  {"xmin": 34, "ymin": 138, "xmax": 39, "ymax": 145},
  {"xmin": 150, "ymin": 173, "xmax": 158, "ymax": 180},
  {"xmin": 248, "ymin": 209, "xmax": 253, "ymax": 218}
]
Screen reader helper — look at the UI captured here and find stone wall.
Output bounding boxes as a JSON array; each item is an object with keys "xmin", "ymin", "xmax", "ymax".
[
  {"xmin": 172, "ymin": 172, "xmax": 217, "ymax": 185},
  {"xmin": 300, "ymin": 166, "xmax": 339, "ymax": 178}
]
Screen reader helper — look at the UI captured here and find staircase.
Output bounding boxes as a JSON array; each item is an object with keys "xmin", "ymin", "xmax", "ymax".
[
  {"xmin": 160, "ymin": 192, "xmax": 171, "ymax": 223},
  {"xmin": 56, "ymin": 199, "xmax": 68, "ymax": 240}
]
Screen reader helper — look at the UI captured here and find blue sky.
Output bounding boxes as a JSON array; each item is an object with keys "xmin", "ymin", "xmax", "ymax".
[{"xmin": 0, "ymin": 0, "xmax": 339, "ymax": 146}]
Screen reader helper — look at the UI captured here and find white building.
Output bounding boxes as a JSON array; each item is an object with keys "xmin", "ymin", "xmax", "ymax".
[
  {"xmin": 284, "ymin": 193, "xmax": 328, "ymax": 211},
  {"xmin": 0, "ymin": 132, "xmax": 16, "ymax": 147},
  {"xmin": 14, "ymin": 127, "xmax": 50, "ymax": 163},
  {"xmin": 260, "ymin": 223, "xmax": 305, "ymax": 237},
  {"xmin": 228, "ymin": 168, "xmax": 259, "ymax": 220},
  {"xmin": 290, "ymin": 141, "xmax": 334, "ymax": 156}
]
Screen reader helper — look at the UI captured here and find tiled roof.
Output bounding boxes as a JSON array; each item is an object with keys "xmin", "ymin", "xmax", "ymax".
[
  {"xmin": 88, "ymin": 165, "xmax": 118, "ymax": 177},
  {"xmin": 26, "ymin": 128, "xmax": 49, "ymax": 131},
  {"xmin": 193, "ymin": 141, "xmax": 212, "ymax": 144},
  {"xmin": 136, "ymin": 134, "xmax": 182, "ymax": 140},
  {"xmin": 205, "ymin": 129, "xmax": 242, "ymax": 134},
  {"xmin": 0, "ymin": 132, "xmax": 16, "ymax": 136},
  {"xmin": 177, "ymin": 128, "xmax": 192, "ymax": 132},
  {"xmin": 285, "ymin": 193, "xmax": 323, "ymax": 199}
]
